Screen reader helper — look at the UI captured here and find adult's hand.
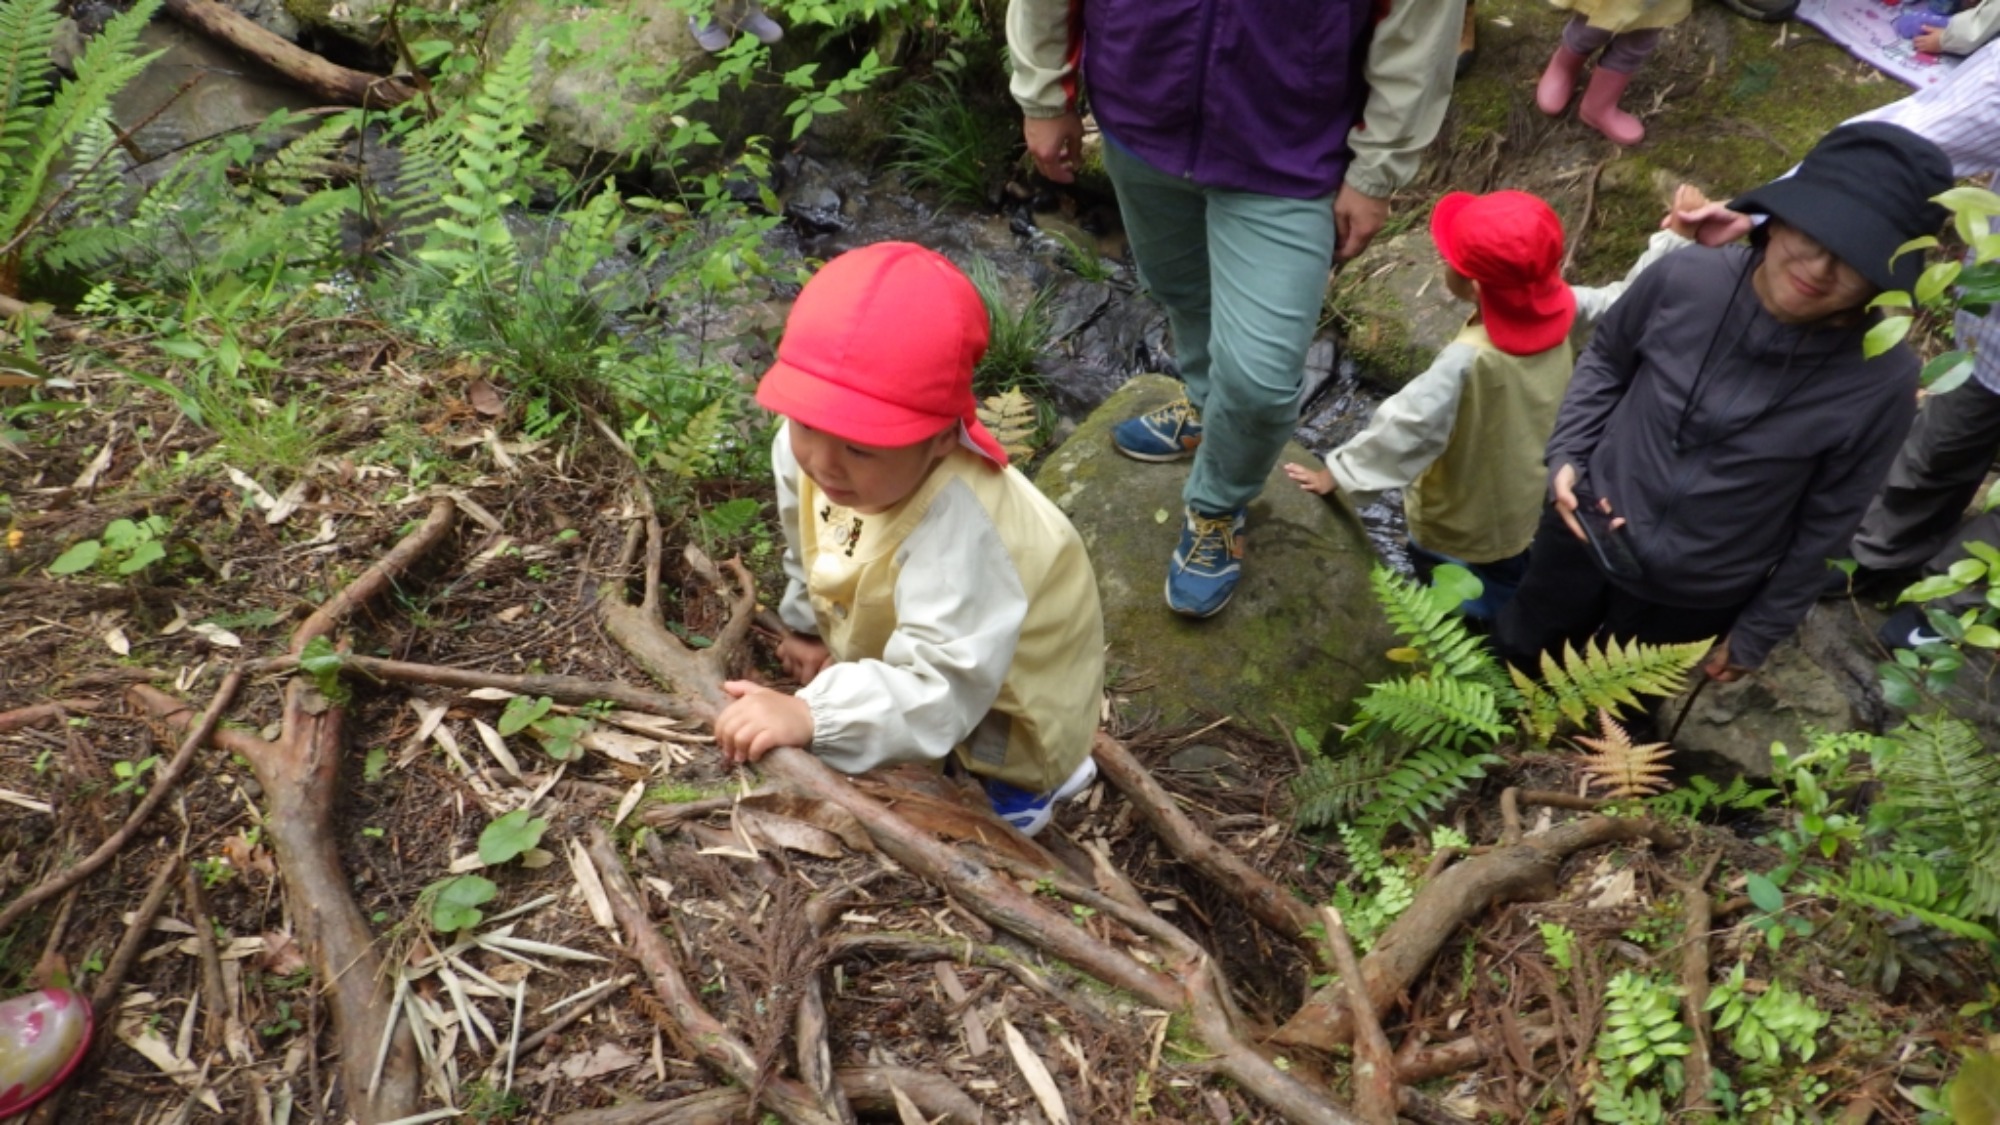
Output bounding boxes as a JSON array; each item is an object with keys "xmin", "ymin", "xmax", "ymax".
[
  {"xmin": 1702, "ymin": 638, "xmax": 1750, "ymax": 683},
  {"xmin": 1334, "ymin": 183, "xmax": 1390, "ymax": 262},
  {"xmin": 1023, "ymin": 112, "xmax": 1085, "ymax": 183},
  {"xmin": 1552, "ymin": 462, "xmax": 1587, "ymax": 541}
]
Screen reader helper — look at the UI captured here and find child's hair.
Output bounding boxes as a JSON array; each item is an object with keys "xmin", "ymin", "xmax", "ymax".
[
  {"xmin": 1429, "ymin": 190, "xmax": 1575, "ymax": 356},
  {"xmin": 757, "ymin": 242, "xmax": 1008, "ymax": 465}
]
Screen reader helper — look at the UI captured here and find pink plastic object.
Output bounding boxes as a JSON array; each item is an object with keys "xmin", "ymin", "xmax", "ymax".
[{"xmin": 0, "ymin": 989, "xmax": 92, "ymax": 1119}]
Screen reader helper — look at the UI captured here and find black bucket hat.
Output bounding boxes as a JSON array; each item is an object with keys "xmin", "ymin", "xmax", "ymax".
[{"xmin": 1731, "ymin": 121, "xmax": 1953, "ymax": 293}]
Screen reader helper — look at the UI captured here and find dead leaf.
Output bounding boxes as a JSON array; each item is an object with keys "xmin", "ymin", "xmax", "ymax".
[
  {"xmin": 737, "ymin": 807, "xmax": 846, "ymax": 859},
  {"xmin": 104, "ymin": 626, "xmax": 130, "ymax": 656},
  {"xmin": 1586, "ymin": 867, "xmax": 1638, "ymax": 911},
  {"xmin": 739, "ymin": 791, "xmax": 872, "ymax": 852},
  {"xmin": 1002, "ymin": 1019, "xmax": 1071, "ymax": 1125},
  {"xmin": 256, "ymin": 930, "xmax": 308, "ymax": 976},
  {"xmin": 468, "ymin": 379, "xmax": 505, "ymax": 417},
  {"xmin": 189, "ymin": 622, "xmax": 243, "ymax": 649},
  {"xmin": 224, "ymin": 465, "xmax": 278, "ymax": 512},
  {"xmin": 556, "ymin": 1042, "xmax": 642, "ymax": 1081},
  {"xmin": 472, "ymin": 719, "xmax": 524, "ymax": 780},
  {"xmin": 73, "ymin": 425, "xmax": 116, "ymax": 490},
  {"xmin": 266, "ymin": 480, "xmax": 309, "ymax": 526},
  {"xmin": 222, "ymin": 832, "xmax": 276, "ymax": 879},
  {"xmin": 611, "ymin": 781, "xmax": 645, "ymax": 830},
  {"xmin": 568, "ymin": 839, "xmax": 619, "ymax": 938}
]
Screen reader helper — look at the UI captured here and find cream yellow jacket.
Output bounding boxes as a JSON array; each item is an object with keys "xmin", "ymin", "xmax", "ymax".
[
  {"xmin": 1551, "ymin": 0, "xmax": 1691, "ymax": 33},
  {"xmin": 774, "ymin": 425, "xmax": 1105, "ymax": 794}
]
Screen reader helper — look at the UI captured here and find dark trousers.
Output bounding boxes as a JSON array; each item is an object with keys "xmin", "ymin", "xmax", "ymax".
[
  {"xmin": 1850, "ymin": 376, "xmax": 2000, "ymax": 572},
  {"xmin": 1493, "ymin": 506, "xmax": 1744, "ymax": 674}
]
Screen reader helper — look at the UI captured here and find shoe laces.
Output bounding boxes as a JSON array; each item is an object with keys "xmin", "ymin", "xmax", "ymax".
[
  {"xmin": 1183, "ymin": 512, "xmax": 1238, "ymax": 570},
  {"xmin": 1144, "ymin": 398, "xmax": 1199, "ymax": 435}
]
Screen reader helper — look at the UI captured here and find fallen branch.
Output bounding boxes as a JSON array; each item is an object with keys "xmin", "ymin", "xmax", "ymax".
[
  {"xmin": 160, "ymin": 0, "xmax": 415, "ymax": 106},
  {"xmin": 518, "ymin": 973, "xmax": 637, "ymax": 1056},
  {"xmin": 583, "ymin": 826, "xmax": 842, "ymax": 1125},
  {"xmin": 1675, "ymin": 852, "xmax": 1723, "ymax": 1119},
  {"xmin": 549, "ymin": 1067, "xmax": 990, "ymax": 1125},
  {"xmin": 0, "ymin": 698, "xmax": 96, "ymax": 733},
  {"xmin": 1323, "ymin": 906, "xmax": 1395, "ymax": 1125},
  {"xmin": 255, "ymin": 652, "xmax": 698, "ymax": 721},
  {"xmin": 1272, "ymin": 815, "xmax": 1686, "ymax": 1051},
  {"xmin": 1395, "ymin": 1015, "xmax": 1559, "ymax": 1084},
  {"xmin": 0, "ymin": 669, "xmax": 243, "ymax": 936},
  {"xmin": 294, "ymin": 498, "xmax": 454, "ymax": 652},
  {"xmin": 1091, "ymin": 733, "xmax": 1327, "ymax": 967}
]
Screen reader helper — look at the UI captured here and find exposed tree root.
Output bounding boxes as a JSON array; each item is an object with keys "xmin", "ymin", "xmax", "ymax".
[
  {"xmin": 1272, "ymin": 815, "xmax": 1687, "ymax": 1051},
  {"xmin": 548, "ymin": 1066, "xmax": 990, "ymax": 1125},
  {"xmin": 123, "ymin": 497, "xmax": 457, "ymax": 1122},
  {"xmin": 0, "ymin": 670, "xmax": 242, "ymax": 936},
  {"xmin": 1396, "ymin": 1015, "xmax": 1560, "ymax": 1084},
  {"xmin": 1323, "ymin": 906, "xmax": 1395, "ymax": 1125},
  {"xmin": 1090, "ymin": 731, "xmax": 1328, "ymax": 969},
  {"xmin": 583, "ymin": 827, "xmax": 844, "ymax": 1125},
  {"xmin": 0, "ymin": 698, "xmax": 95, "ymax": 733},
  {"xmin": 160, "ymin": 0, "xmax": 415, "ymax": 107},
  {"xmin": 1676, "ymin": 852, "xmax": 1723, "ymax": 1118}
]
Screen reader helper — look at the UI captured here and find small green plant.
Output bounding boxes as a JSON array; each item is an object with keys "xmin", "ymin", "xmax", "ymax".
[
  {"xmin": 1047, "ymin": 229, "xmax": 1116, "ymax": 283},
  {"xmin": 48, "ymin": 515, "xmax": 170, "ymax": 576},
  {"xmin": 1537, "ymin": 921, "xmax": 1576, "ymax": 974},
  {"xmin": 1591, "ymin": 970, "xmax": 1690, "ymax": 1118},
  {"xmin": 477, "ymin": 809, "xmax": 549, "ymax": 866},
  {"xmin": 298, "ymin": 635, "xmax": 350, "ymax": 704},
  {"xmin": 110, "ymin": 754, "xmax": 162, "ymax": 796},
  {"xmin": 192, "ymin": 856, "xmax": 235, "ymax": 889},
  {"xmin": 497, "ymin": 694, "xmax": 594, "ymax": 761},
  {"xmin": 1704, "ymin": 963, "xmax": 1829, "ymax": 1066},
  {"xmin": 461, "ymin": 1077, "xmax": 528, "ymax": 1123},
  {"xmin": 966, "ymin": 256, "xmax": 1050, "ymax": 395},
  {"xmin": 427, "ymin": 874, "xmax": 499, "ymax": 933},
  {"xmin": 260, "ymin": 998, "xmax": 304, "ymax": 1038},
  {"xmin": 887, "ymin": 77, "xmax": 1014, "ymax": 207}
]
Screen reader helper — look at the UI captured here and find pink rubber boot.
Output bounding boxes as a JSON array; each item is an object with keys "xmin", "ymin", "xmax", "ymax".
[
  {"xmin": 0, "ymin": 989, "xmax": 92, "ymax": 1118},
  {"xmin": 1536, "ymin": 44, "xmax": 1588, "ymax": 115},
  {"xmin": 1578, "ymin": 66, "xmax": 1645, "ymax": 145}
]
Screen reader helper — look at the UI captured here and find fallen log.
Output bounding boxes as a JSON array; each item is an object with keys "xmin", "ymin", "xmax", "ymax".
[
  {"xmin": 160, "ymin": 0, "xmax": 415, "ymax": 107},
  {"xmin": 549, "ymin": 1067, "xmax": 990, "ymax": 1125},
  {"xmin": 1271, "ymin": 815, "xmax": 1686, "ymax": 1051}
]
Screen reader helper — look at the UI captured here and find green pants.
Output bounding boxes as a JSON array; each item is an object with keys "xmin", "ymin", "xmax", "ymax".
[{"xmin": 1104, "ymin": 139, "xmax": 1338, "ymax": 515}]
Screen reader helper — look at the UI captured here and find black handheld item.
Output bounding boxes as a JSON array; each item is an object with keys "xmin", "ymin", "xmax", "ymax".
[{"xmin": 1572, "ymin": 491, "xmax": 1643, "ymax": 582}]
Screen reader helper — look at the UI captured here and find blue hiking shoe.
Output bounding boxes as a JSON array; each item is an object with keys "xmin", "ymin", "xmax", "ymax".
[
  {"xmin": 984, "ymin": 755, "xmax": 1099, "ymax": 836},
  {"xmin": 1165, "ymin": 507, "xmax": 1245, "ymax": 618},
  {"xmin": 1112, "ymin": 397, "xmax": 1203, "ymax": 462}
]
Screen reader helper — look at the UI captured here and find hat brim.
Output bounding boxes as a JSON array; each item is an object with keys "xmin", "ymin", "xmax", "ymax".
[
  {"xmin": 1428, "ymin": 192, "xmax": 1478, "ymax": 276},
  {"xmin": 1480, "ymin": 281, "xmax": 1578, "ymax": 356},
  {"xmin": 1732, "ymin": 177, "xmax": 1914, "ymax": 293},
  {"xmin": 757, "ymin": 358, "xmax": 960, "ymax": 448}
]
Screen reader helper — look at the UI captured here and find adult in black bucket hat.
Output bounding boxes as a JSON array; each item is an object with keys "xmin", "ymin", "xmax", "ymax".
[
  {"xmin": 1492, "ymin": 121, "xmax": 1952, "ymax": 693},
  {"xmin": 1730, "ymin": 121, "xmax": 1952, "ymax": 293}
]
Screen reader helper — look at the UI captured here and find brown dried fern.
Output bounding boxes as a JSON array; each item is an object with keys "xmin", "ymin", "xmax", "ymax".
[
  {"xmin": 1573, "ymin": 708, "xmax": 1674, "ymax": 799},
  {"xmin": 978, "ymin": 388, "xmax": 1039, "ymax": 462}
]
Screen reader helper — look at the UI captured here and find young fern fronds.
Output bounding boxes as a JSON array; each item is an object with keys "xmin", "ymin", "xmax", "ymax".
[
  {"xmin": 1356, "ymin": 745, "xmax": 1504, "ymax": 841},
  {"xmin": 1293, "ymin": 741, "xmax": 1397, "ymax": 831},
  {"xmin": 1826, "ymin": 857, "xmax": 2000, "ymax": 944},
  {"xmin": 650, "ymin": 397, "xmax": 732, "ymax": 486},
  {"xmin": 1348, "ymin": 676, "xmax": 1509, "ymax": 753},
  {"xmin": 0, "ymin": 0, "xmax": 163, "ymax": 248},
  {"xmin": 1370, "ymin": 566, "xmax": 1510, "ymax": 692},
  {"xmin": 1511, "ymin": 635, "xmax": 1709, "ymax": 744},
  {"xmin": 417, "ymin": 35, "xmax": 543, "ymax": 289},
  {"xmin": 0, "ymin": 0, "xmax": 65, "ymax": 181}
]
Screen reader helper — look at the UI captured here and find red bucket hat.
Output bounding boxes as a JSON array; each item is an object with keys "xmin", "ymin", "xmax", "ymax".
[
  {"xmin": 1429, "ymin": 191, "xmax": 1577, "ymax": 357},
  {"xmin": 757, "ymin": 242, "xmax": 1008, "ymax": 466}
]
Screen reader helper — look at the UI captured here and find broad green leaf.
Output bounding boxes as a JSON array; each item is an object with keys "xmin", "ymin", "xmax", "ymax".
[
  {"xmin": 532, "ymin": 715, "xmax": 591, "ymax": 761},
  {"xmin": 1745, "ymin": 871, "xmax": 1785, "ymax": 914},
  {"xmin": 49, "ymin": 540, "xmax": 101, "ymax": 575},
  {"xmin": 1899, "ymin": 574, "xmax": 1970, "ymax": 603},
  {"xmin": 117, "ymin": 540, "xmax": 164, "ymax": 574},
  {"xmin": 1891, "ymin": 233, "xmax": 1941, "ymax": 263},
  {"xmin": 1862, "ymin": 316, "xmax": 1912, "ymax": 359},
  {"xmin": 1948, "ymin": 558, "xmax": 1989, "ymax": 584},
  {"xmin": 1428, "ymin": 563, "xmax": 1484, "ymax": 611},
  {"xmin": 1916, "ymin": 260, "xmax": 1962, "ymax": 304},
  {"xmin": 1925, "ymin": 354, "xmax": 1978, "ymax": 395},
  {"xmin": 498, "ymin": 694, "xmax": 553, "ymax": 736},
  {"xmin": 477, "ymin": 809, "xmax": 548, "ymax": 865},
  {"xmin": 431, "ymin": 875, "xmax": 498, "ymax": 932},
  {"xmin": 1965, "ymin": 624, "xmax": 2000, "ymax": 649}
]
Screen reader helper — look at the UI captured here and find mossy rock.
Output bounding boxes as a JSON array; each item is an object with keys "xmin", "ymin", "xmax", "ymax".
[
  {"xmin": 1032, "ymin": 374, "xmax": 1397, "ymax": 737},
  {"xmin": 1330, "ymin": 227, "xmax": 1472, "ymax": 393}
]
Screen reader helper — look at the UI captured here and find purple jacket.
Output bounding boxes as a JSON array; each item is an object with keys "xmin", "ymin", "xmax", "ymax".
[{"xmin": 1082, "ymin": 0, "xmax": 1378, "ymax": 198}]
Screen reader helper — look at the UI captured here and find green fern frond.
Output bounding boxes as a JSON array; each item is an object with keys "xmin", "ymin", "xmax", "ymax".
[
  {"xmin": 1875, "ymin": 714, "xmax": 2000, "ymax": 852},
  {"xmin": 1370, "ymin": 566, "xmax": 1509, "ymax": 692},
  {"xmin": 246, "ymin": 118, "xmax": 354, "ymax": 203},
  {"xmin": 1293, "ymin": 741, "xmax": 1398, "ymax": 830},
  {"xmin": 0, "ymin": 0, "xmax": 62, "ymax": 180},
  {"xmin": 1357, "ymin": 745, "xmax": 1502, "ymax": 840},
  {"xmin": 1350, "ymin": 675, "xmax": 1509, "ymax": 753},
  {"xmin": 0, "ymin": 0, "xmax": 163, "ymax": 244},
  {"xmin": 1512, "ymin": 635, "xmax": 1708, "ymax": 744},
  {"xmin": 650, "ymin": 397, "xmax": 731, "ymax": 483},
  {"xmin": 1827, "ymin": 857, "xmax": 2000, "ymax": 944}
]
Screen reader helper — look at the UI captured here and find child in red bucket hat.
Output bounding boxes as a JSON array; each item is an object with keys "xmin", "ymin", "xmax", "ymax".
[
  {"xmin": 714, "ymin": 241, "xmax": 1105, "ymax": 837},
  {"xmin": 1286, "ymin": 190, "xmax": 1677, "ymax": 620}
]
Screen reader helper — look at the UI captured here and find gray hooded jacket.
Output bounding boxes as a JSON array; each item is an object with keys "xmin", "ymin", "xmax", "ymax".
[{"xmin": 1545, "ymin": 242, "xmax": 1919, "ymax": 668}]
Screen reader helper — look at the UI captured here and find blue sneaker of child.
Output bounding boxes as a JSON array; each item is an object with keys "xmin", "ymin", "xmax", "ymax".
[
  {"xmin": 1112, "ymin": 397, "xmax": 1203, "ymax": 462},
  {"xmin": 1165, "ymin": 507, "xmax": 1245, "ymax": 618},
  {"xmin": 984, "ymin": 756, "xmax": 1099, "ymax": 836}
]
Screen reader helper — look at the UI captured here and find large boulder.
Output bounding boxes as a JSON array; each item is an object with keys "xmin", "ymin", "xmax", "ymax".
[
  {"xmin": 1329, "ymin": 228, "xmax": 1472, "ymax": 394},
  {"xmin": 1034, "ymin": 374, "xmax": 1398, "ymax": 736}
]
